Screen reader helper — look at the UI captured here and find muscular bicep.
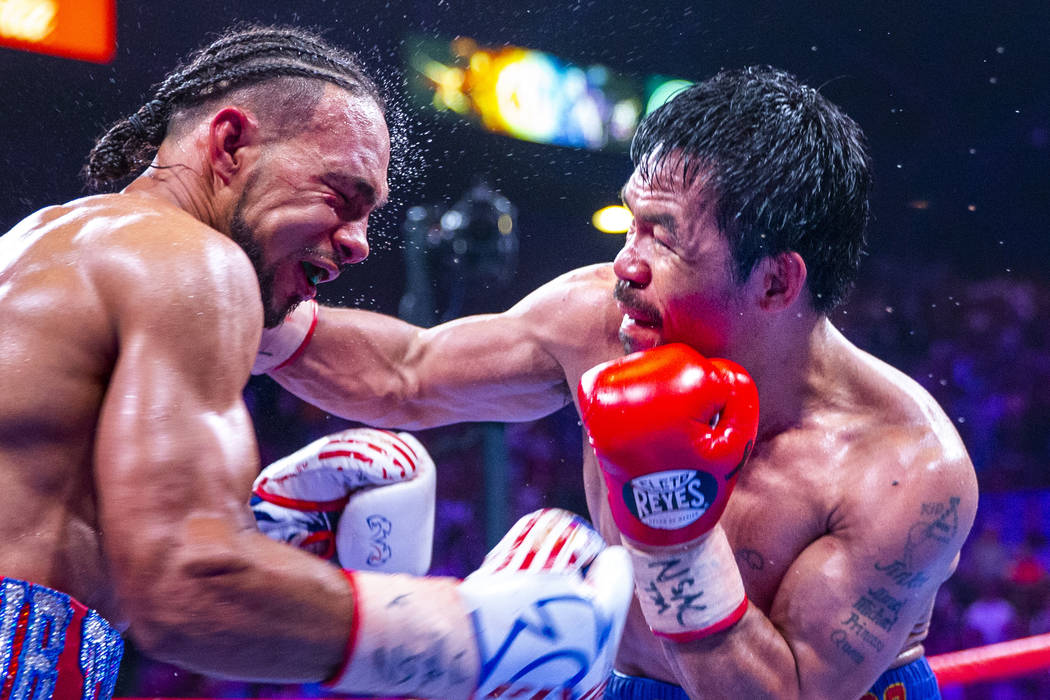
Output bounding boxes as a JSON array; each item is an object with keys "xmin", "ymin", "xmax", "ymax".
[
  {"xmin": 770, "ymin": 488, "xmax": 973, "ymax": 698},
  {"xmin": 92, "ymin": 245, "xmax": 262, "ymax": 611}
]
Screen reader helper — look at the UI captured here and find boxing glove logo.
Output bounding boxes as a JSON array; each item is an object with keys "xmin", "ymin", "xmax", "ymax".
[{"xmin": 624, "ymin": 469, "xmax": 718, "ymax": 529}]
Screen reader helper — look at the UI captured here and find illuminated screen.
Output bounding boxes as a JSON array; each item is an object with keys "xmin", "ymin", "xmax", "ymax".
[{"xmin": 405, "ymin": 35, "xmax": 690, "ymax": 151}]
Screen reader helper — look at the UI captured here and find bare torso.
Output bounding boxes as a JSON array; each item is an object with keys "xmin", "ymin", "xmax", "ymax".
[
  {"xmin": 552, "ymin": 266, "xmax": 960, "ymax": 684},
  {"xmin": 0, "ymin": 194, "xmax": 256, "ymax": 625},
  {"xmin": 272, "ymin": 260, "xmax": 977, "ymax": 693},
  {"xmin": 0, "ymin": 200, "xmax": 125, "ymax": 619}
]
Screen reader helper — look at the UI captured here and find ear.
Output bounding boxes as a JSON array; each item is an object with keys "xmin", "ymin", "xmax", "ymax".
[
  {"xmin": 752, "ymin": 251, "xmax": 807, "ymax": 311},
  {"xmin": 207, "ymin": 107, "xmax": 256, "ymax": 186}
]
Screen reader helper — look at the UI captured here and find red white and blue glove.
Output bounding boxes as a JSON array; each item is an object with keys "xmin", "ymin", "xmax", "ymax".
[
  {"xmin": 326, "ymin": 511, "xmax": 632, "ymax": 699},
  {"xmin": 472, "ymin": 508, "xmax": 607, "ymax": 576},
  {"xmin": 578, "ymin": 343, "xmax": 759, "ymax": 642},
  {"xmin": 462, "ymin": 508, "xmax": 619, "ymax": 698},
  {"xmin": 251, "ymin": 428, "xmax": 435, "ymax": 575}
]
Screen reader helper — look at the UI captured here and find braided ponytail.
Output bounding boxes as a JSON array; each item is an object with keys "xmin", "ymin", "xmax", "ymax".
[{"xmin": 83, "ymin": 25, "xmax": 382, "ymax": 192}]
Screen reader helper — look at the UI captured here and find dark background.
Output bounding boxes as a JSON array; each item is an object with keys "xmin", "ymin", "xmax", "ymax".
[
  {"xmin": 3, "ymin": 2, "xmax": 1050, "ymax": 696},
  {"xmin": 2, "ymin": 1, "xmax": 1047, "ymax": 310}
]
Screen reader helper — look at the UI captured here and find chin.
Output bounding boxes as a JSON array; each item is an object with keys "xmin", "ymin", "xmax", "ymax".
[
  {"xmin": 263, "ymin": 296, "xmax": 299, "ymax": 329},
  {"xmin": 619, "ymin": 331, "xmax": 660, "ymax": 355}
]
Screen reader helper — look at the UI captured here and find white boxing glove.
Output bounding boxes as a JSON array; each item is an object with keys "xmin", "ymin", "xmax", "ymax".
[
  {"xmin": 326, "ymin": 546, "xmax": 633, "ymax": 700},
  {"xmin": 335, "ymin": 436, "xmax": 435, "ymax": 574},
  {"xmin": 252, "ymin": 299, "xmax": 318, "ymax": 374},
  {"xmin": 473, "ymin": 508, "xmax": 607, "ymax": 576},
  {"xmin": 251, "ymin": 428, "xmax": 434, "ymax": 574}
]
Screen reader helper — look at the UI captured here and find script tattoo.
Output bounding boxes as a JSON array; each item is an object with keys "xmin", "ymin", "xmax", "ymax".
[
  {"xmin": 840, "ymin": 611, "xmax": 886, "ymax": 653},
  {"xmin": 853, "ymin": 587, "xmax": 903, "ymax": 632},
  {"xmin": 830, "ymin": 629, "xmax": 865, "ymax": 665},
  {"xmin": 875, "ymin": 496, "xmax": 960, "ymax": 589},
  {"xmin": 643, "ymin": 558, "xmax": 707, "ymax": 625},
  {"xmin": 873, "ymin": 559, "xmax": 929, "ymax": 589}
]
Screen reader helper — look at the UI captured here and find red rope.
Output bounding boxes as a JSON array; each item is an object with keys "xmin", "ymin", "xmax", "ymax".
[{"xmin": 929, "ymin": 633, "xmax": 1050, "ymax": 685}]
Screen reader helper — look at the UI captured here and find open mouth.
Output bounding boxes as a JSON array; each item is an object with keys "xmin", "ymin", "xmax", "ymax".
[{"xmin": 301, "ymin": 261, "xmax": 329, "ymax": 286}]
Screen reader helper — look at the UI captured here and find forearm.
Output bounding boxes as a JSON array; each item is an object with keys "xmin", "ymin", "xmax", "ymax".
[
  {"xmin": 271, "ymin": 306, "xmax": 434, "ymax": 428},
  {"xmin": 271, "ymin": 305, "xmax": 571, "ymax": 427},
  {"xmin": 127, "ymin": 519, "xmax": 354, "ymax": 682},
  {"xmin": 662, "ymin": 607, "xmax": 805, "ymax": 699}
]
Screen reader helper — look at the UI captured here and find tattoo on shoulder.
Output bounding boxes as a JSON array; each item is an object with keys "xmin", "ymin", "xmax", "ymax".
[{"xmin": 874, "ymin": 496, "xmax": 961, "ymax": 589}]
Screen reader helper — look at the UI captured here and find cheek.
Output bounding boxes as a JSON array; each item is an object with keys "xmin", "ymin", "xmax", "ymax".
[
  {"xmin": 261, "ymin": 203, "xmax": 335, "ymax": 253},
  {"xmin": 662, "ymin": 284, "xmax": 735, "ymax": 355},
  {"xmin": 671, "ymin": 307, "xmax": 732, "ymax": 355}
]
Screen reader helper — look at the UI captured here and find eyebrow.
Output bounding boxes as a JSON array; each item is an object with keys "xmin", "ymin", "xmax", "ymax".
[{"xmin": 619, "ymin": 187, "xmax": 679, "ymax": 240}]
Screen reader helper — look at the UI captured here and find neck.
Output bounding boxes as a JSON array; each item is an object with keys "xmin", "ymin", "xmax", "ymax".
[
  {"xmin": 744, "ymin": 314, "xmax": 846, "ymax": 443},
  {"xmin": 121, "ymin": 136, "xmax": 223, "ymax": 232}
]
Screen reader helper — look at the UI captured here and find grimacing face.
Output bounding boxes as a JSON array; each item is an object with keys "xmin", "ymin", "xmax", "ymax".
[
  {"xmin": 613, "ymin": 162, "xmax": 747, "ymax": 357},
  {"xmin": 229, "ymin": 87, "xmax": 391, "ymax": 328}
]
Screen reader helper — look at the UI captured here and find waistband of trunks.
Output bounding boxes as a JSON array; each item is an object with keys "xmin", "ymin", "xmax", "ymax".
[{"xmin": 0, "ymin": 576, "xmax": 124, "ymax": 700}]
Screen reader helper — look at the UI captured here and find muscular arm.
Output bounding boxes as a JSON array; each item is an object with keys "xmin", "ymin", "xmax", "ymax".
[
  {"xmin": 270, "ymin": 263, "xmax": 621, "ymax": 428},
  {"xmin": 92, "ymin": 229, "xmax": 352, "ymax": 682},
  {"xmin": 661, "ymin": 441, "xmax": 977, "ymax": 698}
]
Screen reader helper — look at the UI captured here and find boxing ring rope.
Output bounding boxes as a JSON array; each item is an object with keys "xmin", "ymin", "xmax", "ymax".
[
  {"xmin": 112, "ymin": 634, "xmax": 1050, "ymax": 699},
  {"xmin": 928, "ymin": 632, "xmax": 1050, "ymax": 687}
]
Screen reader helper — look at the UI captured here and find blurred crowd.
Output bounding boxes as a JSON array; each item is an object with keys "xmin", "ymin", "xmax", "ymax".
[{"xmin": 114, "ymin": 262, "xmax": 1050, "ymax": 697}]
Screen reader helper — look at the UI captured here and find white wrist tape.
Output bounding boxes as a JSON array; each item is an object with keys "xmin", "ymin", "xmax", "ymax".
[
  {"xmin": 252, "ymin": 299, "xmax": 318, "ymax": 375},
  {"xmin": 326, "ymin": 571, "xmax": 479, "ymax": 700},
  {"xmin": 627, "ymin": 526, "xmax": 747, "ymax": 642},
  {"xmin": 335, "ymin": 433, "xmax": 436, "ymax": 575}
]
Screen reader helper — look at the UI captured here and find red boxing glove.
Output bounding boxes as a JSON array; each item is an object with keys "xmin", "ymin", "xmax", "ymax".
[
  {"xmin": 578, "ymin": 343, "xmax": 758, "ymax": 548},
  {"xmin": 578, "ymin": 343, "xmax": 759, "ymax": 641}
]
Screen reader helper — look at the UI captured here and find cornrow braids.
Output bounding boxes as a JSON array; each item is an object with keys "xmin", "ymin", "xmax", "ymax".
[{"xmin": 83, "ymin": 25, "xmax": 383, "ymax": 192}]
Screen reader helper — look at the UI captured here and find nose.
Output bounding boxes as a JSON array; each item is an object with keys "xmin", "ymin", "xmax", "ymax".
[
  {"xmin": 333, "ymin": 221, "xmax": 370, "ymax": 265},
  {"xmin": 613, "ymin": 232, "xmax": 651, "ymax": 288}
]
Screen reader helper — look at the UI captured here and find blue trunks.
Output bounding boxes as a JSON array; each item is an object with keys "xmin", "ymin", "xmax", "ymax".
[
  {"xmin": 603, "ymin": 656, "xmax": 940, "ymax": 699},
  {"xmin": 0, "ymin": 577, "xmax": 124, "ymax": 700}
]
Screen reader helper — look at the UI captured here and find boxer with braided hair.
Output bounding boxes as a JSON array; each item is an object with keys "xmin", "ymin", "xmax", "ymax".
[
  {"xmin": 0, "ymin": 24, "xmax": 632, "ymax": 700},
  {"xmin": 83, "ymin": 24, "xmax": 382, "ymax": 192}
]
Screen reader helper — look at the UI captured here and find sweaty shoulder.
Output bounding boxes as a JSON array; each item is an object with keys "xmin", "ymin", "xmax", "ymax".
[
  {"xmin": 64, "ymin": 193, "xmax": 262, "ymax": 374},
  {"xmin": 831, "ymin": 345, "xmax": 978, "ymax": 567},
  {"xmin": 507, "ymin": 263, "xmax": 623, "ymax": 379}
]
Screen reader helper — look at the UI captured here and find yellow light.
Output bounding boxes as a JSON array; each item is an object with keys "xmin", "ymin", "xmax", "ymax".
[
  {"xmin": 0, "ymin": 0, "xmax": 57, "ymax": 42},
  {"xmin": 495, "ymin": 52, "xmax": 559, "ymax": 142},
  {"xmin": 497, "ymin": 214, "xmax": 514, "ymax": 235},
  {"xmin": 592, "ymin": 205, "xmax": 632, "ymax": 233}
]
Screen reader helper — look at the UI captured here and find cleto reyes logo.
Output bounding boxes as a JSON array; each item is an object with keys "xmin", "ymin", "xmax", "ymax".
[{"xmin": 624, "ymin": 469, "xmax": 718, "ymax": 529}]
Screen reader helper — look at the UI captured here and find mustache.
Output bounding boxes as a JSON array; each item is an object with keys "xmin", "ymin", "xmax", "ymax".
[
  {"xmin": 613, "ymin": 279, "xmax": 661, "ymax": 321},
  {"xmin": 297, "ymin": 246, "xmax": 350, "ymax": 274}
]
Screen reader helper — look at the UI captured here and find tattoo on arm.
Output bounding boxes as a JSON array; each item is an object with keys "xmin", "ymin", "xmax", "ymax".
[
  {"xmin": 853, "ymin": 588, "xmax": 903, "ymax": 632},
  {"xmin": 831, "ymin": 588, "xmax": 904, "ymax": 665},
  {"xmin": 874, "ymin": 496, "xmax": 961, "ymax": 589}
]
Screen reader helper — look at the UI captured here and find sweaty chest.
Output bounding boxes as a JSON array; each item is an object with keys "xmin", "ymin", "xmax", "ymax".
[
  {"xmin": 721, "ymin": 466, "xmax": 833, "ymax": 611},
  {"xmin": 586, "ymin": 447, "xmax": 838, "ymax": 614}
]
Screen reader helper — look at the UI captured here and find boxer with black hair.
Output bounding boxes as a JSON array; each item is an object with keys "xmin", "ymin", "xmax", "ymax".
[
  {"xmin": 0, "ymin": 25, "xmax": 631, "ymax": 699},
  {"xmin": 261, "ymin": 66, "xmax": 978, "ymax": 699}
]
